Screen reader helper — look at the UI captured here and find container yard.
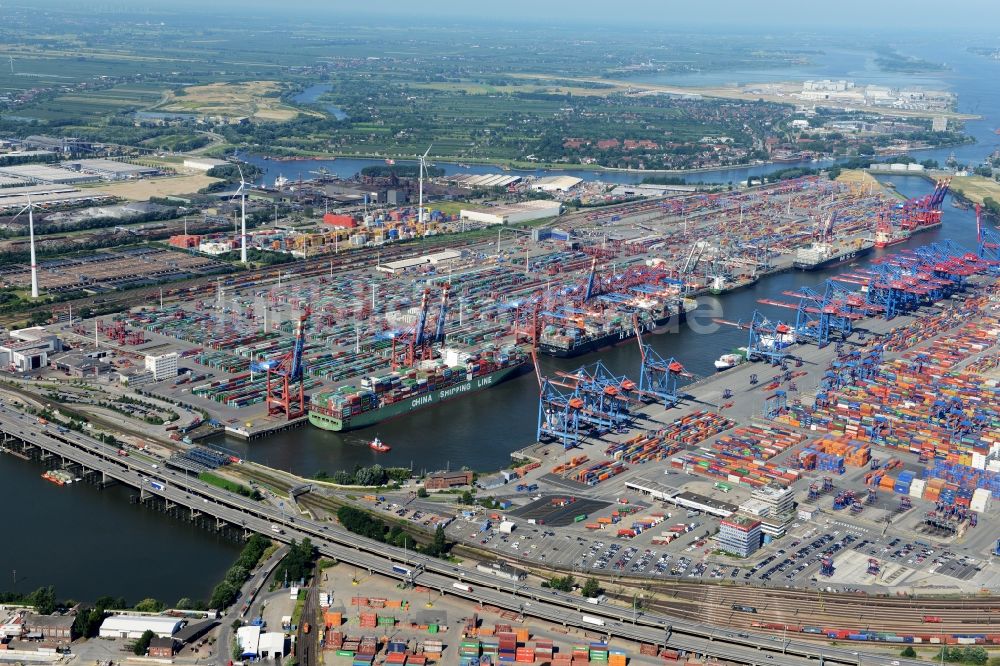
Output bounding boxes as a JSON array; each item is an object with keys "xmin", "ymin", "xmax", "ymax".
[{"xmin": 305, "ymin": 559, "xmax": 686, "ymax": 666}]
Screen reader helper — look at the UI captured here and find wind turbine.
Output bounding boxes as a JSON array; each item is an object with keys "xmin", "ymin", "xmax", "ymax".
[
  {"xmin": 12, "ymin": 195, "xmax": 40, "ymax": 298},
  {"xmin": 235, "ymin": 163, "xmax": 250, "ymax": 264},
  {"xmin": 418, "ymin": 145, "xmax": 432, "ymax": 224}
]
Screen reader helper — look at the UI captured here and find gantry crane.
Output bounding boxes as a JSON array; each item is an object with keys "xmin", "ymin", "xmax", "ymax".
[{"xmin": 264, "ymin": 307, "xmax": 311, "ymax": 419}]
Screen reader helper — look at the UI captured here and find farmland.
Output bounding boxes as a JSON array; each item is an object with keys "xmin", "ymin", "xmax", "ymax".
[
  {"xmin": 0, "ymin": 5, "xmax": 975, "ymax": 170},
  {"xmin": 156, "ymin": 81, "xmax": 303, "ymax": 122},
  {"xmin": 93, "ymin": 175, "xmax": 221, "ymax": 201}
]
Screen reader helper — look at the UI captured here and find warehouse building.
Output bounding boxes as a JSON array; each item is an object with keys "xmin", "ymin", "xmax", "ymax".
[
  {"xmin": 376, "ymin": 249, "xmax": 462, "ymax": 275},
  {"xmin": 183, "ymin": 157, "xmax": 229, "ymax": 172},
  {"xmin": 147, "ymin": 637, "xmax": 176, "ymax": 658},
  {"xmin": 23, "ymin": 614, "xmax": 75, "ymax": 641},
  {"xmin": 476, "ymin": 561, "xmax": 527, "ymax": 581},
  {"xmin": 99, "ymin": 615, "xmax": 184, "ymax": 639},
  {"xmin": 0, "ymin": 164, "xmax": 100, "ymax": 185},
  {"xmin": 62, "ymin": 159, "xmax": 160, "ymax": 181},
  {"xmin": 459, "ymin": 200, "xmax": 562, "ymax": 226},
  {"xmin": 0, "ymin": 338, "xmax": 59, "ymax": 373},
  {"xmin": 531, "ymin": 175, "xmax": 582, "ymax": 192},
  {"xmin": 0, "ymin": 183, "xmax": 112, "ymax": 212},
  {"xmin": 258, "ymin": 632, "xmax": 287, "ymax": 659},
  {"xmin": 624, "ymin": 476, "xmax": 738, "ymax": 519},
  {"xmin": 425, "ymin": 470, "xmax": 473, "ymax": 490},
  {"xmin": 50, "ymin": 350, "xmax": 111, "ymax": 378},
  {"xmin": 236, "ymin": 625, "xmax": 261, "ymax": 659}
]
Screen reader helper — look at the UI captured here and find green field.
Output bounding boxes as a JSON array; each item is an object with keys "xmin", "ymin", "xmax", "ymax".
[{"xmin": 198, "ymin": 471, "xmax": 261, "ymax": 500}]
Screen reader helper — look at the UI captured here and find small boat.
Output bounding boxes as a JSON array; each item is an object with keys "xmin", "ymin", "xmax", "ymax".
[
  {"xmin": 385, "ymin": 158, "xmax": 396, "ymax": 166},
  {"xmin": 42, "ymin": 470, "xmax": 66, "ymax": 486},
  {"xmin": 369, "ymin": 437, "xmax": 391, "ymax": 453},
  {"xmin": 715, "ymin": 348, "xmax": 748, "ymax": 371}
]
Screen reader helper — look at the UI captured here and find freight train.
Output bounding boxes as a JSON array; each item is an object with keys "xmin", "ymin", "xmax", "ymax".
[{"xmin": 751, "ymin": 622, "xmax": 1000, "ymax": 645}]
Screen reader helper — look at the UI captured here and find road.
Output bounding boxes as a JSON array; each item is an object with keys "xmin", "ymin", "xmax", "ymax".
[
  {"xmin": 0, "ymin": 404, "xmax": 925, "ymax": 666},
  {"xmin": 215, "ymin": 544, "xmax": 288, "ymax": 666},
  {"xmin": 296, "ymin": 566, "xmax": 319, "ymax": 666}
]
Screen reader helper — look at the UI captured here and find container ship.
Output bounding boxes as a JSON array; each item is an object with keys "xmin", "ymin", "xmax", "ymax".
[
  {"xmin": 308, "ymin": 346, "xmax": 528, "ymax": 432},
  {"xmin": 536, "ymin": 297, "xmax": 692, "ymax": 358},
  {"xmin": 793, "ymin": 238, "xmax": 873, "ymax": 271}
]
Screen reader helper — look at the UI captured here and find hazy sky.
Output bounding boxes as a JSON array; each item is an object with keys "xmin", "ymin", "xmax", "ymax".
[
  {"xmin": 34, "ymin": 0, "xmax": 1000, "ymax": 32},
  {"xmin": 342, "ymin": 0, "xmax": 1000, "ymax": 30}
]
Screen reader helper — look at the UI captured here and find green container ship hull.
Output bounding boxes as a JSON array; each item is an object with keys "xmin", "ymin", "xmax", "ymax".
[{"xmin": 308, "ymin": 364, "xmax": 524, "ymax": 432}]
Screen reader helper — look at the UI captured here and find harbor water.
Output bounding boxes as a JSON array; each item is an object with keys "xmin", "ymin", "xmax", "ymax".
[{"xmin": 0, "ymin": 451, "xmax": 241, "ymax": 603}]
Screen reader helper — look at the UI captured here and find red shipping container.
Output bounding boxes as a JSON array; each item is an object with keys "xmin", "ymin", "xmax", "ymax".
[{"xmin": 323, "ymin": 213, "xmax": 358, "ymax": 228}]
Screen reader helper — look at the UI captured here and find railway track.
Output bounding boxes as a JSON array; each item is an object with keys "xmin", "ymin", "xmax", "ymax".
[
  {"xmin": 625, "ymin": 581, "xmax": 1000, "ymax": 636},
  {"xmin": 1, "ymin": 232, "xmax": 486, "ymax": 327}
]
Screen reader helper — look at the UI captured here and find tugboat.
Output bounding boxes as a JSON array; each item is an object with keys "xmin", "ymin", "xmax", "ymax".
[{"xmin": 369, "ymin": 437, "xmax": 391, "ymax": 453}]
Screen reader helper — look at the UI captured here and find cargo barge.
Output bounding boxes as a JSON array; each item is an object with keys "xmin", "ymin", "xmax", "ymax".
[{"xmin": 308, "ymin": 346, "xmax": 527, "ymax": 431}]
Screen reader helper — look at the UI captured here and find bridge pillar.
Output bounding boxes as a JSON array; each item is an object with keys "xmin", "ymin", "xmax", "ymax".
[
  {"xmin": 191, "ymin": 508, "xmax": 201, "ymax": 521},
  {"xmin": 216, "ymin": 517, "xmax": 225, "ymax": 531},
  {"xmin": 165, "ymin": 500, "xmax": 176, "ymax": 511},
  {"xmin": 140, "ymin": 488, "xmax": 152, "ymax": 502}
]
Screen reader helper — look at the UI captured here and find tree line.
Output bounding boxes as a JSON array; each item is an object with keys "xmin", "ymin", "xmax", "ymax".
[{"xmin": 336, "ymin": 506, "xmax": 448, "ymax": 557}]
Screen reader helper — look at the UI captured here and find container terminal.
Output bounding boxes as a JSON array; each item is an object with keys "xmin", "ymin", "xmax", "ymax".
[
  {"xmin": 6, "ymin": 172, "xmax": 1000, "ymax": 654},
  {"xmin": 42, "ymin": 174, "xmax": 932, "ymax": 437}
]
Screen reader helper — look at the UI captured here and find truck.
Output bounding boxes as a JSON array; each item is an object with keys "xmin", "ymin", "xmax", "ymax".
[
  {"xmin": 586, "ymin": 595, "xmax": 608, "ymax": 605},
  {"xmin": 148, "ymin": 480, "xmax": 166, "ymax": 492},
  {"xmin": 581, "ymin": 615, "xmax": 606, "ymax": 627},
  {"xmin": 452, "ymin": 582, "xmax": 472, "ymax": 592},
  {"xmin": 271, "ymin": 525, "xmax": 284, "ymax": 535},
  {"xmin": 391, "ymin": 564, "xmax": 413, "ymax": 577}
]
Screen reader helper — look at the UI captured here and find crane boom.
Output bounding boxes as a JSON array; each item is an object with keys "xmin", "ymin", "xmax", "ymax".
[
  {"xmin": 289, "ymin": 307, "xmax": 310, "ymax": 381},
  {"xmin": 434, "ymin": 283, "xmax": 450, "ymax": 343}
]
